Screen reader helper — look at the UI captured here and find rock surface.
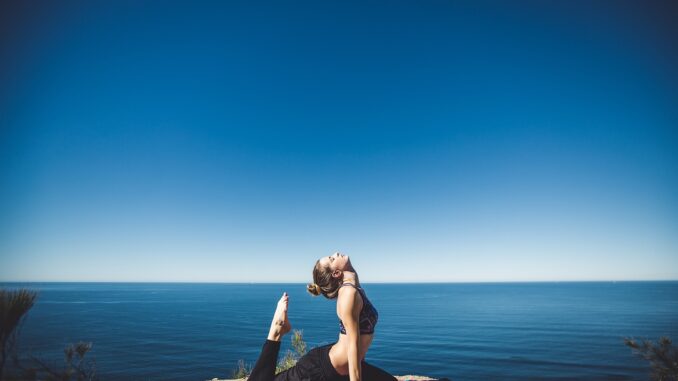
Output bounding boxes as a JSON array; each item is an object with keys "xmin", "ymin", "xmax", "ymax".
[{"xmin": 209, "ymin": 376, "xmax": 444, "ymax": 381}]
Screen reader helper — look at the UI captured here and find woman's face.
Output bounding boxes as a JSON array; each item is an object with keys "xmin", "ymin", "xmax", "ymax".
[{"xmin": 319, "ymin": 252, "xmax": 350, "ymax": 273}]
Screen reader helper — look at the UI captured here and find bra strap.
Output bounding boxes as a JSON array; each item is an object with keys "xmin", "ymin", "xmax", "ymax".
[{"xmin": 342, "ymin": 282, "xmax": 363, "ymax": 289}]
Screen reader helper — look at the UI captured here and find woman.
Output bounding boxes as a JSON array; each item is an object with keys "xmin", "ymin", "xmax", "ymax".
[{"xmin": 247, "ymin": 252, "xmax": 396, "ymax": 381}]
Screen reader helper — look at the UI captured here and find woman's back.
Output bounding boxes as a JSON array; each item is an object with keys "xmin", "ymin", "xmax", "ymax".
[
  {"xmin": 328, "ymin": 282, "xmax": 377, "ymax": 376},
  {"xmin": 338, "ymin": 283, "xmax": 379, "ymax": 335}
]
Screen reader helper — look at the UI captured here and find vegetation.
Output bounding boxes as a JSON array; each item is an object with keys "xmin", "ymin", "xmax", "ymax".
[
  {"xmin": 625, "ymin": 337, "xmax": 678, "ymax": 381},
  {"xmin": 0, "ymin": 289, "xmax": 38, "ymax": 380},
  {"xmin": 0, "ymin": 288, "xmax": 97, "ymax": 381},
  {"xmin": 233, "ymin": 329, "xmax": 308, "ymax": 379},
  {"xmin": 276, "ymin": 330, "xmax": 307, "ymax": 374},
  {"xmin": 19, "ymin": 341, "xmax": 97, "ymax": 381},
  {"xmin": 232, "ymin": 359, "xmax": 252, "ymax": 379}
]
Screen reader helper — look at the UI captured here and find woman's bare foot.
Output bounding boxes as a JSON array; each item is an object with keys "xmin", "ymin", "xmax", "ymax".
[{"xmin": 267, "ymin": 292, "xmax": 292, "ymax": 342}]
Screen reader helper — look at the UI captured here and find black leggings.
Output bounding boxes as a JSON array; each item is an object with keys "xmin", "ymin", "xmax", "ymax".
[{"xmin": 248, "ymin": 340, "xmax": 397, "ymax": 381}]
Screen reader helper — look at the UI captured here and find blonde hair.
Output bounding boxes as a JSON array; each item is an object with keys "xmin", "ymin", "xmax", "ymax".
[
  {"xmin": 307, "ymin": 259, "xmax": 342, "ymax": 299},
  {"xmin": 306, "ymin": 283, "xmax": 322, "ymax": 296}
]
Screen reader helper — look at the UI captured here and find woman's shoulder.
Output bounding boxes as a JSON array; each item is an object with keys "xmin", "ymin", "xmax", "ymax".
[
  {"xmin": 337, "ymin": 283, "xmax": 364, "ymax": 305},
  {"xmin": 336, "ymin": 286, "xmax": 363, "ymax": 318},
  {"xmin": 338, "ymin": 283, "xmax": 358, "ymax": 295},
  {"xmin": 338, "ymin": 281, "xmax": 364, "ymax": 295}
]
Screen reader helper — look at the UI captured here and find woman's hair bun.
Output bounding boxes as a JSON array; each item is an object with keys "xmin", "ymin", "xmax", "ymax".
[{"xmin": 306, "ymin": 283, "xmax": 321, "ymax": 296}]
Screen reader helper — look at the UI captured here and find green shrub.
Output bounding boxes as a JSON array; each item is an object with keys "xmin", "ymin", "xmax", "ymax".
[
  {"xmin": 625, "ymin": 336, "xmax": 678, "ymax": 381},
  {"xmin": 0, "ymin": 289, "xmax": 38, "ymax": 380},
  {"xmin": 276, "ymin": 330, "xmax": 307, "ymax": 374},
  {"xmin": 234, "ymin": 330, "xmax": 308, "ymax": 379},
  {"xmin": 233, "ymin": 359, "xmax": 252, "ymax": 379}
]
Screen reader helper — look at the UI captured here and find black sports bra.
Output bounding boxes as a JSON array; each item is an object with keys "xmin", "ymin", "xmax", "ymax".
[{"xmin": 338, "ymin": 283, "xmax": 379, "ymax": 335}]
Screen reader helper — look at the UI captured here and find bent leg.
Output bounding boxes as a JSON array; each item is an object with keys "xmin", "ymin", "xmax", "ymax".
[
  {"xmin": 247, "ymin": 340, "xmax": 281, "ymax": 381},
  {"xmin": 272, "ymin": 364, "xmax": 299, "ymax": 381},
  {"xmin": 249, "ymin": 293, "xmax": 292, "ymax": 381},
  {"xmin": 361, "ymin": 361, "xmax": 397, "ymax": 381},
  {"xmin": 273, "ymin": 345, "xmax": 328, "ymax": 381}
]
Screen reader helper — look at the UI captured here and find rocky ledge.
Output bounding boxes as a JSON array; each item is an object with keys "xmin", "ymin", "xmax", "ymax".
[{"xmin": 209, "ymin": 376, "xmax": 447, "ymax": 381}]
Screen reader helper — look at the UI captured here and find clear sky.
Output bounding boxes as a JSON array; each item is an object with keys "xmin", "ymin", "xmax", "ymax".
[{"xmin": 1, "ymin": 0, "xmax": 676, "ymax": 282}]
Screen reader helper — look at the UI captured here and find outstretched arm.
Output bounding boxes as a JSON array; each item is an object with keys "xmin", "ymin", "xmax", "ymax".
[{"xmin": 338, "ymin": 287, "xmax": 362, "ymax": 381}]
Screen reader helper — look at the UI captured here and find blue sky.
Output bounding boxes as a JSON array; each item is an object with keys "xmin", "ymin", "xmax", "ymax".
[{"xmin": 1, "ymin": 0, "xmax": 676, "ymax": 282}]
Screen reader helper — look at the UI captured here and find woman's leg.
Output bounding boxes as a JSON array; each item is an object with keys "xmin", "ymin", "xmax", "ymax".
[
  {"xmin": 273, "ymin": 345, "xmax": 329, "ymax": 381},
  {"xmin": 248, "ymin": 340, "xmax": 281, "ymax": 381},
  {"xmin": 246, "ymin": 293, "xmax": 292, "ymax": 381},
  {"xmin": 361, "ymin": 361, "xmax": 397, "ymax": 381}
]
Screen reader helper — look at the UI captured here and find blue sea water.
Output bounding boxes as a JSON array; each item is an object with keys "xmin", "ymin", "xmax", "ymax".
[{"xmin": 1, "ymin": 282, "xmax": 677, "ymax": 381}]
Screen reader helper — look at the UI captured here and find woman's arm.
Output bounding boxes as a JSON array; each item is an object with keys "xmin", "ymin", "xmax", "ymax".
[{"xmin": 338, "ymin": 286, "xmax": 362, "ymax": 381}]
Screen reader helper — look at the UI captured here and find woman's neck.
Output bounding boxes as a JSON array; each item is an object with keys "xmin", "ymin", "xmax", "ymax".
[{"xmin": 342, "ymin": 271, "xmax": 359, "ymax": 286}]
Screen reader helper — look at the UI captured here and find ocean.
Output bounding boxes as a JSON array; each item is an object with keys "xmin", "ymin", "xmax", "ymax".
[{"xmin": 1, "ymin": 282, "xmax": 676, "ymax": 380}]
